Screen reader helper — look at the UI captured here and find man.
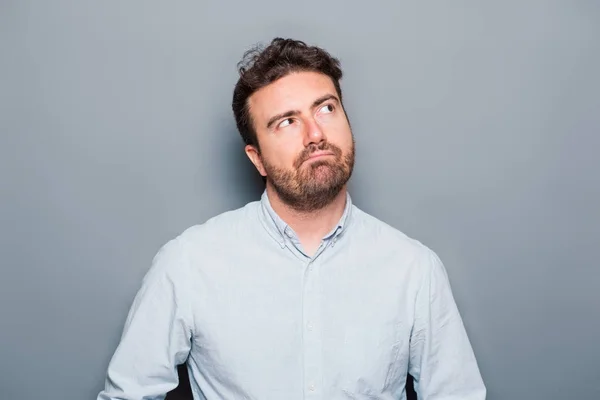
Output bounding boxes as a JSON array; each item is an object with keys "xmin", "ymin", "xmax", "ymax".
[{"xmin": 98, "ymin": 38, "xmax": 486, "ymax": 400}]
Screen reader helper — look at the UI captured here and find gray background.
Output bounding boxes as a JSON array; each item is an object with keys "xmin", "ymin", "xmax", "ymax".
[{"xmin": 1, "ymin": 1, "xmax": 599, "ymax": 399}]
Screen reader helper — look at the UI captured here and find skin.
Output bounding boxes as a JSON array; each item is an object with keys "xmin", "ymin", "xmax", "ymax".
[{"xmin": 245, "ymin": 71, "xmax": 355, "ymax": 256}]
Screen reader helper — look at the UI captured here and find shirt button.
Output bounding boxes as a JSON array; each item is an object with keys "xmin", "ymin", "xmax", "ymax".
[
  {"xmin": 308, "ymin": 383, "xmax": 315, "ymax": 392},
  {"xmin": 307, "ymin": 321, "xmax": 313, "ymax": 331}
]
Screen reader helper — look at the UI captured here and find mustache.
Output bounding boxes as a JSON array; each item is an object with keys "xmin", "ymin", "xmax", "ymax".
[{"xmin": 294, "ymin": 142, "xmax": 343, "ymax": 169}]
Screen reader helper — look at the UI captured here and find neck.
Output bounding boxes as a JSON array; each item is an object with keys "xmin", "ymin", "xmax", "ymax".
[{"xmin": 266, "ymin": 185, "xmax": 348, "ymax": 245}]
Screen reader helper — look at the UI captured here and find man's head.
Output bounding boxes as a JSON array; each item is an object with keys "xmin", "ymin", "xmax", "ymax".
[{"xmin": 232, "ymin": 38, "xmax": 355, "ymax": 212}]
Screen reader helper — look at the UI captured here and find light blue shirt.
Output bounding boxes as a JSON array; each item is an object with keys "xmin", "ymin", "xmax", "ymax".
[{"xmin": 98, "ymin": 191, "xmax": 486, "ymax": 400}]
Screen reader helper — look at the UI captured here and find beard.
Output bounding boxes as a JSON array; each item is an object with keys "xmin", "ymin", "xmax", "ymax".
[{"xmin": 260, "ymin": 140, "xmax": 355, "ymax": 212}]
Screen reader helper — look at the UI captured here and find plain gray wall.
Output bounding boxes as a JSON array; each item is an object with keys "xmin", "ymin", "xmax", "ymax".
[{"xmin": 1, "ymin": 1, "xmax": 599, "ymax": 399}]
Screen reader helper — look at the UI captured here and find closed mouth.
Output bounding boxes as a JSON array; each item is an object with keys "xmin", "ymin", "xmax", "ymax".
[{"xmin": 307, "ymin": 152, "xmax": 335, "ymax": 160}]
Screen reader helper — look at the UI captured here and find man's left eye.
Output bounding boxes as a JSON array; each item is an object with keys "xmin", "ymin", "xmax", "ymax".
[{"xmin": 319, "ymin": 104, "xmax": 334, "ymax": 113}]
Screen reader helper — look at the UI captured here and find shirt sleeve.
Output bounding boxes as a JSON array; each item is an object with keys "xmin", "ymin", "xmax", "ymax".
[
  {"xmin": 97, "ymin": 237, "xmax": 194, "ymax": 400},
  {"xmin": 408, "ymin": 249, "xmax": 486, "ymax": 400}
]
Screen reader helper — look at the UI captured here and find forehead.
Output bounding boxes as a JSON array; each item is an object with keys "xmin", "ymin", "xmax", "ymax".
[{"xmin": 248, "ymin": 71, "xmax": 337, "ymax": 123}]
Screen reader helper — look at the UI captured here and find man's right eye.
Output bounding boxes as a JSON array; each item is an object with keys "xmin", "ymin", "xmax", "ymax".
[{"xmin": 278, "ymin": 118, "xmax": 294, "ymax": 129}]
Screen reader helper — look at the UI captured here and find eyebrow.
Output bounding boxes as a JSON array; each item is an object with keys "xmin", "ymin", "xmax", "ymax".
[{"xmin": 265, "ymin": 93, "xmax": 340, "ymax": 129}]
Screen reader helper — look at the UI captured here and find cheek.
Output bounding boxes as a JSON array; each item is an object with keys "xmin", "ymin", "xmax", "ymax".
[
  {"xmin": 325, "ymin": 119, "xmax": 353, "ymax": 147},
  {"xmin": 266, "ymin": 143, "xmax": 302, "ymax": 168}
]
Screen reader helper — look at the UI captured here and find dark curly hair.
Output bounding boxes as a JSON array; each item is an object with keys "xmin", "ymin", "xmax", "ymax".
[{"xmin": 232, "ymin": 38, "xmax": 344, "ymax": 150}]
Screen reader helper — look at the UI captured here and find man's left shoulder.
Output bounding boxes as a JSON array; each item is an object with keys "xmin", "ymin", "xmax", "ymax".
[{"xmin": 350, "ymin": 205, "xmax": 437, "ymax": 264}]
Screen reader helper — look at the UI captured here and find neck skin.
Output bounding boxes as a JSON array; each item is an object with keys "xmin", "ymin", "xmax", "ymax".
[{"xmin": 265, "ymin": 184, "xmax": 348, "ymax": 256}]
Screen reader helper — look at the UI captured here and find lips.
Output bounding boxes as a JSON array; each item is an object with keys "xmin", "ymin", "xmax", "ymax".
[
  {"xmin": 294, "ymin": 144, "xmax": 341, "ymax": 169},
  {"xmin": 306, "ymin": 151, "xmax": 335, "ymax": 160}
]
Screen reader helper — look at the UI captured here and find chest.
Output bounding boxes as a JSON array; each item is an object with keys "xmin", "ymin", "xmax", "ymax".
[{"xmin": 185, "ymin": 246, "xmax": 418, "ymax": 395}]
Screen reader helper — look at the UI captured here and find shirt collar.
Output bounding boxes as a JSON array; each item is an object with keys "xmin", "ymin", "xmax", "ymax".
[{"xmin": 259, "ymin": 189, "xmax": 353, "ymax": 247}]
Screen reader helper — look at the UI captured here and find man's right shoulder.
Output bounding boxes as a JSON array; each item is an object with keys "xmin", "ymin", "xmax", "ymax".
[
  {"xmin": 173, "ymin": 199, "xmax": 261, "ymax": 248},
  {"xmin": 137, "ymin": 200, "xmax": 262, "ymax": 287}
]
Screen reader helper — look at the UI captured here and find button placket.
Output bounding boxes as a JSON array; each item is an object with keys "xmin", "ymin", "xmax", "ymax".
[{"xmin": 303, "ymin": 259, "xmax": 322, "ymax": 397}]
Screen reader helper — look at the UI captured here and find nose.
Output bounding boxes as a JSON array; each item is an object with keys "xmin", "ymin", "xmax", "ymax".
[{"xmin": 303, "ymin": 117, "xmax": 326, "ymax": 147}]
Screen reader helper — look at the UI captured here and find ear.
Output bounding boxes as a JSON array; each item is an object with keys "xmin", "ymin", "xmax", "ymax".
[{"xmin": 244, "ymin": 144, "xmax": 267, "ymax": 177}]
